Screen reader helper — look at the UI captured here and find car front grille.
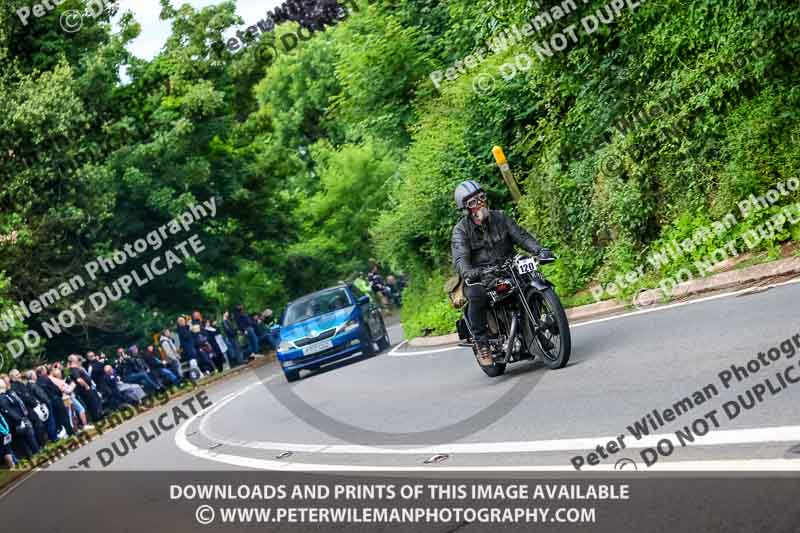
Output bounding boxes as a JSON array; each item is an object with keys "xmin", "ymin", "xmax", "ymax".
[
  {"xmin": 294, "ymin": 327, "xmax": 337, "ymax": 347},
  {"xmin": 294, "ymin": 343, "xmax": 358, "ymax": 365}
]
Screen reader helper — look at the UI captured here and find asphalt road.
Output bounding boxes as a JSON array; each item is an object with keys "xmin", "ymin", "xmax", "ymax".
[{"xmin": 40, "ymin": 280, "xmax": 800, "ymax": 472}]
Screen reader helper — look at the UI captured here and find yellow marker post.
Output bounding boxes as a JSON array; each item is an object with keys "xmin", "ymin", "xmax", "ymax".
[{"xmin": 492, "ymin": 146, "xmax": 521, "ymax": 202}]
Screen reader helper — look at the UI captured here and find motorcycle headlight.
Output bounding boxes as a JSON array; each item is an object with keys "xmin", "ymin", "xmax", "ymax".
[
  {"xmin": 278, "ymin": 341, "xmax": 294, "ymax": 352},
  {"xmin": 337, "ymin": 319, "xmax": 360, "ymax": 334}
]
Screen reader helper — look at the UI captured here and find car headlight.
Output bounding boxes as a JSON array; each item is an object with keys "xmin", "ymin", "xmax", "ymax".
[
  {"xmin": 337, "ymin": 319, "xmax": 360, "ymax": 334},
  {"xmin": 278, "ymin": 341, "xmax": 294, "ymax": 352},
  {"xmin": 282, "ymin": 360, "xmax": 295, "ymax": 367}
]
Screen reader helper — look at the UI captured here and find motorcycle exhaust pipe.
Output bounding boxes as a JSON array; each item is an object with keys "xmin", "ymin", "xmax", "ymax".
[{"xmin": 505, "ymin": 313, "xmax": 519, "ymax": 360}]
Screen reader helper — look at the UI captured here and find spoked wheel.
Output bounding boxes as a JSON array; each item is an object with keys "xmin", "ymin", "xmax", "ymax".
[
  {"xmin": 473, "ymin": 345, "xmax": 507, "ymax": 377},
  {"xmin": 522, "ymin": 288, "xmax": 571, "ymax": 369}
]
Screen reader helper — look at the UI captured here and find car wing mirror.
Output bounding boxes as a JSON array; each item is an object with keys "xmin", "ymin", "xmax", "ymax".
[{"xmin": 357, "ymin": 295, "xmax": 370, "ymax": 305}]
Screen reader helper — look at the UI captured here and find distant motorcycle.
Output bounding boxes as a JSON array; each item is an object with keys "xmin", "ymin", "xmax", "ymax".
[{"xmin": 456, "ymin": 254, "xmax": 571, "ymax": 377}]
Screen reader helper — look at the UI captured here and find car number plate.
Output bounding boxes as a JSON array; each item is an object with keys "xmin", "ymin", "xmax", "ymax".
[
  {"xmin": 303, "ymin": 339, "xmax": 333, "ymax": 356},
  {"xmin": 516, "ymin": 257, "xmax": 537, "ymax": 274}
]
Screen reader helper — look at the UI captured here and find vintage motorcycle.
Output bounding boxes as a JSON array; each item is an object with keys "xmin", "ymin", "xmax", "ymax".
[{"xmin": 456, "ymin": 254, "xmax": 571, "ymax": 377}]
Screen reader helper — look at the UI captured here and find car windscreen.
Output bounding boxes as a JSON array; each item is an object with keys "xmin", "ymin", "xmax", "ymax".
[{"xmin": 282, "ymin": 288, "xmax": 352, "ymax": 326}]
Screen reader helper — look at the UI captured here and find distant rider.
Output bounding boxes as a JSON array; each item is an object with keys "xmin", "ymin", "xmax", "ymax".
[{"xmin": 450, "ymin": 180, "xmax": 553, "ymax": 367}]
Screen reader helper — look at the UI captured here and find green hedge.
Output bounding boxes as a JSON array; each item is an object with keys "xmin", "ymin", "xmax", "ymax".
[
  {"xmin": 400, "ymin": 271, "xmax": 462, "ymax": 339},
  {"xmin": 374, "ymin": 0, "xmax": 800, "ymax": 337}
]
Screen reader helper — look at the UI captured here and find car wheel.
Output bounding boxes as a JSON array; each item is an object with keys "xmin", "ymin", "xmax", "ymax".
[
  {"xmin": 284, "ymin": 369, "xmax": 300, "ymax": 382},
  {"xmin": 360, "ymin": 326, "xmax": 376, "ymax": 357},
  {"xmin": 376, "ymin": 318, "xmax": 391, "ymax": 352}
]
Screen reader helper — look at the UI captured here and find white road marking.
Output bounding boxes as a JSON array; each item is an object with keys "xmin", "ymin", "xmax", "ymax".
[
  {"xmin": 177, "ymin": 377, "xmax": 800, "ymax": 472},
  {"xmin": 173, "ymin": 280, "xmax": 800, "ymax": 470},
  {"xmin": 390, "ymin": 277, "xmax": 800, "ymax": 357},
  {"xmin": 176, "ymin": 411, "xmax": 800, "ymax": 472},
  {"xmin": 175, "ymin": 386, "xmax": 800, "ymax": 475},
  {"xmin": 389, "ymin": 345, "xmax": 465, "ymax": 356},
  {"xmin": 388, "ymin": 339, "xmax": 409, "ymax": 355}
]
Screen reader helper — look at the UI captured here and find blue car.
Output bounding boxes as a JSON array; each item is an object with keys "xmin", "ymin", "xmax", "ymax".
[{"xmin": 274, "ymin": 284, "xmax": 391, "ymax": 382}]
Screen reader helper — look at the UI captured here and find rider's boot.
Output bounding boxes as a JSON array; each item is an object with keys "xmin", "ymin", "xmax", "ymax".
[{"xmin": 475, "ymin": 338, "xmax": 493, "ymax": 367}]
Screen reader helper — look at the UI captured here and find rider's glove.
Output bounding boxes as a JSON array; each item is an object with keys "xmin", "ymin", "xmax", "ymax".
[
  {"xmin": 538, "ymin": 248, "xmax": 555, "ymax": 261},
  {"xmin": 463, "ymin": 268, "xmax": 482, "ymax": 283}
]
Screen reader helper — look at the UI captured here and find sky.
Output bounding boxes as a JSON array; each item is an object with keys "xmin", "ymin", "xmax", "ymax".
[{"xmin": 117, "ymin": 0, "xmax": 284, "ymax": 59}]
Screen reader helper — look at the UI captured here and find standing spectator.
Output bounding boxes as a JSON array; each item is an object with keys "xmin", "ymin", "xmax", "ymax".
[
  {"xmin": 353, "ymin": 275, "xmax": 372, "ymax": 300},
  {"xmin": 24, "ymin": 370, "xmax": 57, "ymax": 442},
  {"xmin": 255, "ymin": 310, "xmax": 278, "ymax": 352},
  {"xmin": 222, "ymin": 310, "xmax": 243, "ymax": 367},
  {"xmin": 67, "ymin": 355, "xmax": 104, "ymax": 423},
  {"xmin": 194, "ymin": 325, "xmax": 219, "ymax": 375},
  {"xmin": 36, "ymin": 366, "xmax": 73, "ymax": 438},
  {"xmin": 0, "ymin": 413, "xmax": 13, "ymax": 468},
  {"xmin": 176, "ymin": 316, "xmax": 195, "ymax": 360},
  {"xmin": 9, "ymin": 370, "xmax": 49, "ymax": 447},
  {"xmin": 190, "ymin": 311, "xmax": 204, "ymax": 353},
  {"xmin": 190, "ymin": 311, "xmax": 216, "ymax": 372},
  {"xmin": 190, "ymin": 318, "xmax": 217, "ymax": 374},
  {"xmin": 86, "ymin": 352, "xmax": 112, "ymax": 404},
  {"xmin": 235, "ymin": 304, "xmax": 260, "ymax": 358},
  {"xmin": 142, "ymin": 345, "xmax": 179, "ymax": 387},
  {"xmin": 159, "ymin": 328, "xmax": 183, "ymax": 380},
  {"xmin": 49, "ymin": 367, "xmax": 91, "ymax": 432},
  {"xmin": 178, "ymin": 316, "xmax": 214, "ymax": 375},
  {"xmin": 204, "ymin": 320, "xmax": 227, "ymax": 372},
  {"xmin": 0, "ymin": 379, "xmax": 39, "ymax": 459},
  {"xmin": 253, "ymin": 314, "xmax": 267, "ymax": 346},
  {"xmin": 368, "ymin": 264, "xmax": 391, "ymax": 308},
  {"xmin": 85, "ymin": 352, "xmax": 106, "ymax": 386}
]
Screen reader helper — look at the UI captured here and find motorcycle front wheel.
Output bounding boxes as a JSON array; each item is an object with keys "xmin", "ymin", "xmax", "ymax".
[{"xmin": 522, "ymin": 288, "xmax": 571, "ymax": 369}]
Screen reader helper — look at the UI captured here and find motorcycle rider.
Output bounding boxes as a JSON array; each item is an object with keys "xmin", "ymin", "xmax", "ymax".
[{"xmin": 451, "ymin": 180, "xmax": 553, "ymax": 367}]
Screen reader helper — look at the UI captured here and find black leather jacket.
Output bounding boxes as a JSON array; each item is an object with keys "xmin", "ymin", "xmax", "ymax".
[
  {"xmin": 0, "ymin": 392, "xmax": 28, "ymax": 427},
  {"xmin": 451, "ymin": 209, "xmax": 542, "ymax": 278}
]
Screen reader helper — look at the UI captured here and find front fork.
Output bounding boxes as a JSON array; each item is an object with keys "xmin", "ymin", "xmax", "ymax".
[{"xmin": 500, "ymin": 312, "xmax": 520, "ymax": 362}]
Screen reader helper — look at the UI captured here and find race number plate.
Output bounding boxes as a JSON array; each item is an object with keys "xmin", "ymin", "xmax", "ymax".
[
  {"xmin": 516, "ymin": 257, "xmax": 537, "ymax": 274},
  {"xmin": 302, "ymin": 339, "xmax": 334, "ymax": 356}
]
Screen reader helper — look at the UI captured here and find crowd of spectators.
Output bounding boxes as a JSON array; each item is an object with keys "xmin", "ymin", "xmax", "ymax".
[
  {"xmin": 362, "ymin": 264, "xmax": 406, "ymax": 310},
  {"xmin": 0, "ymin": 304, "xmax": 273, "ymax": 469}
]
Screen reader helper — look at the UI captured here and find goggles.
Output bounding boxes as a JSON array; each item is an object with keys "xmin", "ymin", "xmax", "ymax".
[{"xmin": 464, "ymin": 192, "xmax": 487, "ymax": 209}]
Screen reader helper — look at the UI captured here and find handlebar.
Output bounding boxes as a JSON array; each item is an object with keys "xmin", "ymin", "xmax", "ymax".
[{"xmin": 471, "ymin": 253, "xmax": 555, "ymax": 281}]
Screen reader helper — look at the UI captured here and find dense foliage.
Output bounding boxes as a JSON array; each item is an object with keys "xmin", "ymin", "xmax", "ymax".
[{"xmin": 0, "ymin": 0, "xmax": 797, "ymax": 367}]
